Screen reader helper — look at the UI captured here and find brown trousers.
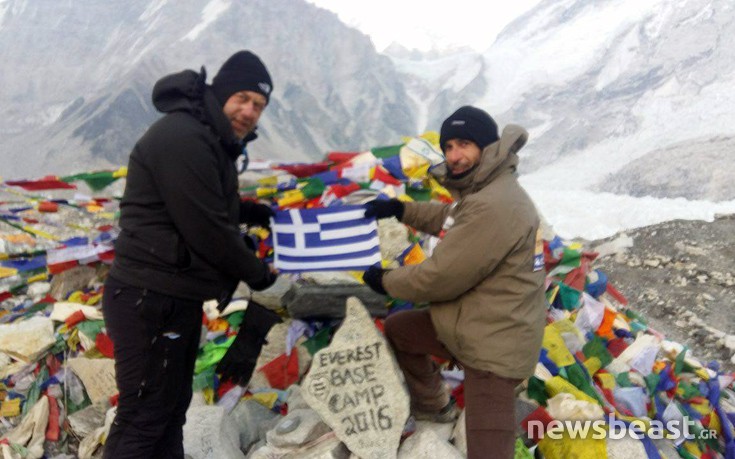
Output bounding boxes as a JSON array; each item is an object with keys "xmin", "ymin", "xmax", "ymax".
[{"xmin": 384, "ymin": 309, "xmax": 521, "ymax": 459}]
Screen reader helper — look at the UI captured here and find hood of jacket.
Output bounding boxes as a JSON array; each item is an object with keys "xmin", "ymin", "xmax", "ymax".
[
  {"xmin": 151, "ymin": 67, "xmax": 257, "ymax": 160},
  {"xmin": 439, "ymin": 124, "xmax": 528, "ymax": 197}
]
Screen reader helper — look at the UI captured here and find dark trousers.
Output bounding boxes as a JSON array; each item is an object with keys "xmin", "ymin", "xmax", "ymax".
[
  {"xmin": 384, "ymin": 309, "xmax": 522, "ymax": 459},
  {"xmin": 102, "ymin": 276, "xmax": 203, "ymax": 459}
]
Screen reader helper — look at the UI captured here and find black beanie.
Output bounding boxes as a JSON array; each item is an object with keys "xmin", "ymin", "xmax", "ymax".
[
  {"xmin": 439, "ymin": 106, "xmax": 499, "ymax": 153},
  {"xmin": 212, "ymin": 51, "xmax": 273, "ymax": 106}
]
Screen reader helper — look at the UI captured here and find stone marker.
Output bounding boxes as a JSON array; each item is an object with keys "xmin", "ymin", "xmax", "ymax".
[
  {"xmin": 183, "ymin": 405, "xmax": 245, "ymax": 459},
  {"xmin": 228, "ymin": 398, "xmax": 279, "ymax": 452},
  {"xmin": 67, "ymin": 403, "xmax": 108, "ymax": 438},
  {"xmin": 284, "ymin": 285, "xmax": 388, "ymax": 319},
  {"xmin": 266, "ymin": 408, "xmax": 331, "ymax": 448},
  {"xmin": 397, "ymin": 427, "xmax": 463, "ymax": 458},
  {"xmin": 250, "ymin": 433, "xmax": 350, "ymax": 459},
  {"xmin": 302, "ymin": 297, "xmax": 410, "ymax": 459}
]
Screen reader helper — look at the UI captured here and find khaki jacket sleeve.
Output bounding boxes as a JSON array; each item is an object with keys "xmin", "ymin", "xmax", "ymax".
[
  {"xmin": 383, "ymin": 198, "xmax": 521, "ymax": 303},
  {"xmin": 400, "ymin": 201, "xmax": 452, "ymax": 236}
]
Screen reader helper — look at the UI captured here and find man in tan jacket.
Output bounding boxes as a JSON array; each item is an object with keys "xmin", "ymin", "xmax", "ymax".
[{"xmin": 362, "ymin": 106, "xmax": 547, "ymax": 459}]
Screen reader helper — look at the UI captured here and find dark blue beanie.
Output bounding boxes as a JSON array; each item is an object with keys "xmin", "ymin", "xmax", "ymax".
[
  {"xmin": 439, "ymin": 106, "xmax": 499, "ymax": 152},
  {"xmin": 212, "ymin": 51, "xmax": 273, "ymax": 106}
]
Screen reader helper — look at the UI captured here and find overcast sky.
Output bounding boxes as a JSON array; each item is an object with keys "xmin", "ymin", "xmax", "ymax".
[{"xmin": 306, "ymin": 0, "xmax": 543, "ymax": 52}]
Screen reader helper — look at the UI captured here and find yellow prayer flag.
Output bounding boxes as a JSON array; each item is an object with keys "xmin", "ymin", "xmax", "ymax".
[
  {"xmin": 251, "ymin": 391, "xmax": 279, "ymax": 409},
  {"xmin": 542, "ymin": 325, "xmax": 576, "ymax": 367},
  {"xmin": 0, "ymin": 267, "xmax": 18, "ymax": 279},
  {"xmin": 0, "ymin": 398, "xmax": 21, "ymax": 417}
]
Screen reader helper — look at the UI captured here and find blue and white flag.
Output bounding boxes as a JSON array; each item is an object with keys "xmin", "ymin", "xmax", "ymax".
[{"xmin": 272, "ymin": 205, "xmax": 381, "ymax": 272}]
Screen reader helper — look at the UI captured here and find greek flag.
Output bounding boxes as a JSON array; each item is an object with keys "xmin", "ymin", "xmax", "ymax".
[{"xmin": 272, "ymin": 205, "xmax": 381, "ymax": 272}]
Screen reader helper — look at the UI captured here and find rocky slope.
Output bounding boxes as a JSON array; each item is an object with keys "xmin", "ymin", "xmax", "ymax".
[{"xmin": 593, "ymin": 214, "xmax": 735, "ymax": 371}]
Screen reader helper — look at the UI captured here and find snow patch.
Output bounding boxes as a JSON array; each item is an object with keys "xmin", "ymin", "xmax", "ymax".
[
  {"xmin": 595, "ymin": 25, "xmax": 640, "ymax": 91},
  {"xmin": 522, "ymin": 185, "xmax": 735, "ymax": 241},
  {"xmin": 182, "ymin": 0, "xmax": 231, "ymax": 42}
]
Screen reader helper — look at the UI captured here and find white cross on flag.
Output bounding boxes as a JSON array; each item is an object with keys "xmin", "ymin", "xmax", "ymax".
[{"xmin": 271, "ymin": 205, "xmax": 381, "ymax": 272}]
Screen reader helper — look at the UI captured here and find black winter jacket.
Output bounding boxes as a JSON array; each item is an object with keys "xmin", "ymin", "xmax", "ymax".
[{"xmin": 110, "ymin": 68, "xmax": 268, "ymax": 302}]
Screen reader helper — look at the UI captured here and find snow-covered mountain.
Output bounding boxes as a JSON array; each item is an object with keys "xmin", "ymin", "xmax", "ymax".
[
  {"xmin": 391, "ymin": 0, "xmax": 735, "ymax": 199},
  {"xmin": 0, "ymin": 0, "xmax": 414, "ymax": 178},
  {"xmin": 388, "ymin": 0, "xmax": 735, "ymax": 238},
  {"xmin": 2, "ymin": 0, "xmax": 734, "ymax": 238}
]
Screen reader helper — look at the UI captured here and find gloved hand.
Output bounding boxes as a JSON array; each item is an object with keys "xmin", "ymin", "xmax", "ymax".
[
  {"xmin": 239, "ymin": 200, "xmax": 274, "ymax": 228},
  {"xmin": 216, "ymin": 301, "xmax": 282, "ymax": 386},
  {"xmin": 248, "ymin": 260, "xmax": 278, "ymax": 291},
  {"xmin": 364, "ymin": 199, "xmax": 404, "ymax": 220},
  {"xmin": 362, "ymin": 265, "xmax": 387, "ymax": 295}
]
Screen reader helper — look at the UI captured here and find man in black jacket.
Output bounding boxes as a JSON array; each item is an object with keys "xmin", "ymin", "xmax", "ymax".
[{"xmin": 102, "ymin": 51, "xmax": 278, "ymax": 458}]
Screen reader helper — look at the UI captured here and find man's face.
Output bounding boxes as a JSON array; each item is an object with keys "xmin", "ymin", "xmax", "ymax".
[
  {"xmin": 443, "ymin": 138, "xmax": 482, "ymax": 176},
  {"xmin": 222, "ymin": 90, "xmax": 267, "ymax": 139}
]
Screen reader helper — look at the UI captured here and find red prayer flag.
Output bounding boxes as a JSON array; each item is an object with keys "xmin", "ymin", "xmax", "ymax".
[
  {"xmin": 274, "ymin": 162, "xmax": 330, "ymax": 178},
  {"xmin": 521, "ymin": 406, "xmax": 555, "ymax": 441},
  {"xmin": 326, "ymin": 152, "xmax": 360, "ymax": 164},
  {"xmin": 259, "ymin": 352, "xmax": 299, "ymax": 390},
  {"xmin": 451, "ymin": 383, "xmax": 465, "ymax": 409},
  {"xmin": 64, "ymin": 310, "xmax": 86, "ymax": 329},
  {"xmin": 45, "ymin": 396, "xmax": 60, "ymax": 441},
  {"xmin": 95, "ymin": 332, "xmax": 115, "ymax": 358},
  {"xmin": 38, "ymin": 201, "xmax": 59, "ymax": 213},
  {"xmin": 6, "ymin": 178, "xmax": 76, "ymax": 191}
]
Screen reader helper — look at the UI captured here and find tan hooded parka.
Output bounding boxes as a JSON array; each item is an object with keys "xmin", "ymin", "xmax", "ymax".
[{"xmin": 382, "ymin": 125, "xmax": 547, "ymax": 379}]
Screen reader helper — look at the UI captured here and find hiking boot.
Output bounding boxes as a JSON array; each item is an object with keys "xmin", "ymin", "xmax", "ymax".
[{"xmin": 412, "ymin": 401, "xmax": 460, "ymax": 424}]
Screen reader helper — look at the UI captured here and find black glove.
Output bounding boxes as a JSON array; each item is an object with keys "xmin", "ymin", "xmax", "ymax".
[
  {"xmin": 248, "ymin": 260, "xmax": 278, "ymax": 291},
  {"xmin": 239, "ymin": 201, "xmax": 274, "ymax": 228},
  {"xmin": 362, "ymin": 265, "xmax": 387, "ymax": 295},
  {"xmin": 216, "ymin": 301, "xmax": 282, "ymax": 385},
  {"xmin": 364, "ymin": 199, "xmax": 404, "ymax": 220}
]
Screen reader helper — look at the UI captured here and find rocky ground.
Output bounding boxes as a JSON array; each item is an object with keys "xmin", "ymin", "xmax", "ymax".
[{"xmin": 590, "ymin": 213, "xmax": 735, "ymax": 372}]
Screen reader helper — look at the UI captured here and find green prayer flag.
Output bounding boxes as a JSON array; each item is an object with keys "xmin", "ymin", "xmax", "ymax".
[
  {"xmin": 76, "ymin": 320, "xmax": 106, "ymax": 340},
  {"xmin": 301, "ymin": 327, "xmax": 331, "ymax": 356},
  {"xmin": 22, "ymin": 367, "xmax": 47, "ymax": 416},
  {"xmin": 300, "ymin": 177, "xmax": 326, "ymax": 199},
  {"xmin": 566, "ymin": 363, "xmax": 603, "ymax": 404},
  {"xmin": 557, "ymin": 282, "xmax": 582, "ymax": 310},
  {"xmin": 514, "ymin": 438, "xmax": 534, "ymax": 459},
  {"xmin": 678, "ymin": 381, "xmax": 699, "ymax": 400},
  {"xmin": 560, "ymin": 247, "xmax": 582, "ymax": 267},
  {"xmin": 526, "ymin": 376, "xmax": 548, "ymax": 406},
  {"xmin": 195, "ymin": 336, "xmax": 235, "ymax": 374},
  {"xmin": 583, "ymin": 336, "xmax": 613, "ymax": 368},
  {"xmin": 674, "ymin": 347, "xmax": 688, "ymax": 375},
  {"xmin": 645, "ymin": 372, "xmax": 661, "ymax": 393},
  {"xmin": 62, "ymin": 171, "xmax": 119, "ymax": 191},
  {"xmin": 192, "ymin": 366, "xmax": 216, "ymax": 392},
  {"xmin": 225, "ymin": 311, "xmax": 245, "ymax": 329},
  {"xmin": 406, "ymin": 187, "xmax": 432, "ymax": 202},
  {"xmin": 371, "ymin": 144, "xmax": 403, "ymax": 159},
  {"xmin": 616, "ymin": 372, "xmax": 632, "ymax": 387}
]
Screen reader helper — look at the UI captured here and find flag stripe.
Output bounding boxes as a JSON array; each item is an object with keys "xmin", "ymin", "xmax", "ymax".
[
  {"xmin": 276, "ymin": 247, "xmax": 381, "ymax": 262},
  {"xmin": 275, "ymin": 253, "xmax": 381, "ymax": 271},
  {"xmin": 275, "ymin": 238, "xmax": 379, "ymax": 256}
]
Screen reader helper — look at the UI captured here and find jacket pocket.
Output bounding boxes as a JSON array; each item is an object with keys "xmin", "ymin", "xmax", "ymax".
[{"xmin": 116, "ymin": 229, "xmax": 191, "ymax": 271}]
